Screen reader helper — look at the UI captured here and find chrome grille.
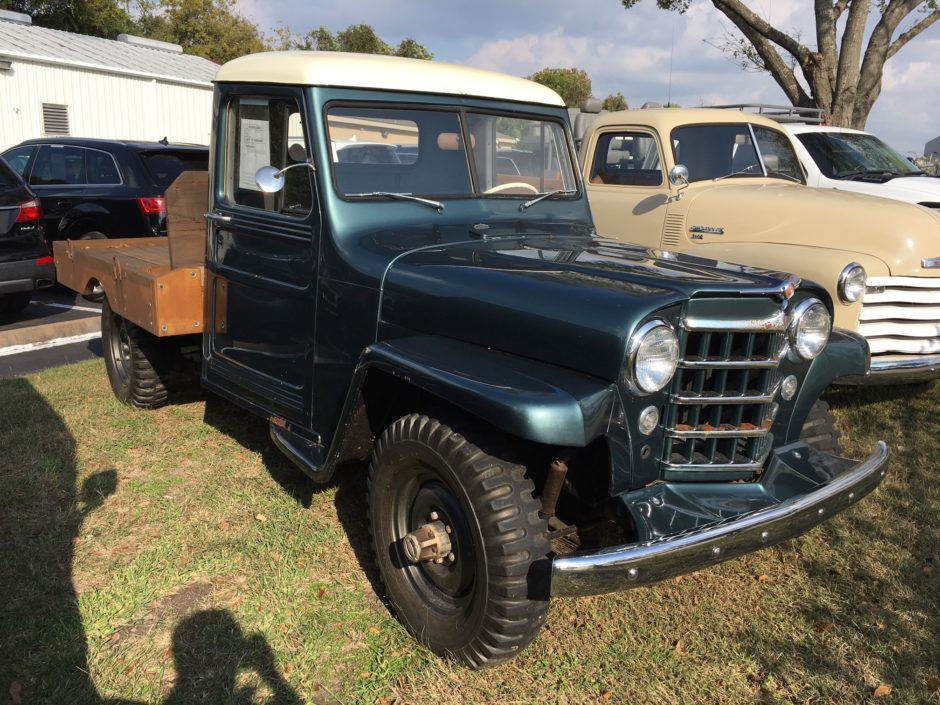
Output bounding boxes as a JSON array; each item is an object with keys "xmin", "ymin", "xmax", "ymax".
[
  {"xmin": 662, "ymin": 322, "xmax": 785, "ymax": 481},
  {"xmin": 860, "ymin": 276, "xmax": 940, "ymax": 356}
]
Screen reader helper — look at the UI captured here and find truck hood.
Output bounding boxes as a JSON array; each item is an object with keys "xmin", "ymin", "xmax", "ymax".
[
  {"xmin": 683, "ymin": 182, "xmax": 940, "ymax": 275},
  {"xmin": 380, "ymin": 225, "xmax": 794, "ymax": 381},
  {"xmin": 830, "ymin": 174, "xmax": 940, "ymax": 205}
]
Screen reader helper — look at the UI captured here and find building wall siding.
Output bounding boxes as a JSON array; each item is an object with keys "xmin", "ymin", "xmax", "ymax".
[
  {"xmin": 0, "ymin": 59, "xmax": 212, "ymax": 150},
  {"xmin": 926, "ymin": 136, "xmax": 940, "ymax": 158}
]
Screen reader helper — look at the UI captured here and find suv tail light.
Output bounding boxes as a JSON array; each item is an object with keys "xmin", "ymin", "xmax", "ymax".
[
  {"xmin": 15, "ymin": 199, "xmax": 42, "ymax": 223},
  {"xmin": 137, "ymin": 196, "xmax": 167, "ymax": 215}
]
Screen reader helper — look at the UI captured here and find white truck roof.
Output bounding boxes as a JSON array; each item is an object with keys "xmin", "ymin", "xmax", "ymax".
[{"xmin": 214, "ymin": 51, "xmax": 565, "ymax": 108}]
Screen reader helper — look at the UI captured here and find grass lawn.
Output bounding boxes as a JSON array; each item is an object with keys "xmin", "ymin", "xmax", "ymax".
[{"xmin": 0, "ymin": 360, "xmax": 937, "ymax": 704}]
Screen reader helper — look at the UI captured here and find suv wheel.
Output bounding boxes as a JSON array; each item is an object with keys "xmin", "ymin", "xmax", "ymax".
[
  {"xmin": 368, "ymin": 414, "xmax": 550, "ymax": 668},
  {"xmin": 78, "ymin": 231, "xmax": 107, "ymax": 302},
  {"xmin": 102, "ymin": 299, "xmax": 172, "ymax": 409}
]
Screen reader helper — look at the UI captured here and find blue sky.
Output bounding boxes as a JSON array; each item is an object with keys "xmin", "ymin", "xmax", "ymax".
[{"xmin": 239, "ymin": 0, "xmax": 939, "ymax": 155}]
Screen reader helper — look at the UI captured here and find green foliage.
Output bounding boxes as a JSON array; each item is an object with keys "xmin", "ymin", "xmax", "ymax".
[
  {"xmin": 136, "ymin": 0, "xmax": 264, "ymax": 64},
  {"xmin": 0, "ymin": 0, "xmax": 134, "ymax": 38},
  {"xmin": 527, "ymin": 67, "xmax": 592, "ymax": 108},
  {"xmin": 602, "ymin": 92, "xmax": 629, "ymax": 111},
  {"xmin": 271, "ymin": 23, "xmax": 433, "ymax": 60}
]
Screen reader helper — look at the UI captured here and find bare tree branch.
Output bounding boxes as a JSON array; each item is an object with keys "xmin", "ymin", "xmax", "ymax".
[
  {"xmin": 887, "ymin": 8, "xmax": 940, "ymax": 58},
  {"xmin": 712, "ymin": 0, "xmax": 812, "ymax": 61},
  {"xmin": 832, "ymin": 0, "xmax": 852, "ymax": 20},
  {"xmin": 711, "ymin": 0, "xmax": 813, "ymax": 105},
  {"xmin": 832, "ymin": 0, "xmax": 871, "ymax": 123}
]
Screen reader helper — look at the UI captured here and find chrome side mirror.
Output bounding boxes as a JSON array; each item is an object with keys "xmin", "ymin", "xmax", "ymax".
[
  {"xmin": 255, "ymin": 161, "xmax": 316, "ymax": 194},
  {"xmin": 669, "ymin": 164, "xmax": 689, "ymax": 186},
  {"xmin": 668, "ymin": 164, "xmax": 690, "ymax": 201}
]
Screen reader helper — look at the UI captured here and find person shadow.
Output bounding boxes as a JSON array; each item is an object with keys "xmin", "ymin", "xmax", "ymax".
[{"xmin": 0, "ymin": 378, "xmax": 303, "ymax": 705}]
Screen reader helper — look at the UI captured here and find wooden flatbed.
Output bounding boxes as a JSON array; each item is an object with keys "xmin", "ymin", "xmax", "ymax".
[{"xmin": 51, "ymin": 171, "xmax": 208, "ymax": 337}]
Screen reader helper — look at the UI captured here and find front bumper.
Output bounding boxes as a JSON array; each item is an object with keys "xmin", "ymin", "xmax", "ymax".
[
  {"xmin": 551, "ymin": 440, "xmax": 889, "ymax": 597},
  {"xmin": 837, "ymin": 354, "xmax": 940, "ymax": 385}
]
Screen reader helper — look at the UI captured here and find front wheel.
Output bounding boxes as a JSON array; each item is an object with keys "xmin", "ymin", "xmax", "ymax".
[
  {"xmin": 102, "ymin": 299, "xmax": 172, "ymax": 409},
  {"xmin": 368, "ymin": 414, "xmax": 550, "ymax": 668},
  {"xmin": 800, "ymin": 399, "xmax": 843, "ymax": 455}
]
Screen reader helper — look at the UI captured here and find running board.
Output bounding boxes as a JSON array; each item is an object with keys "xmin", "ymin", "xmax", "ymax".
[{"xmin": 269, "ymin": 422, "xmax": 333, "ymax": 484}]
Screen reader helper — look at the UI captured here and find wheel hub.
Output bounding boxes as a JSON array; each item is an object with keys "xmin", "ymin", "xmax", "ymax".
[{"xmin": 401, "ymin": 517, "xmax": 454, "ymax": 565}]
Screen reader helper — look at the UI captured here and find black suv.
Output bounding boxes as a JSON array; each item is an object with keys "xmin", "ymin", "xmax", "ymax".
[
  {"xmin": 1, "ymin": 138, "xmax": 208, "ymax": 243},
  {"xmin": 0, "ymin": 157, "xmax": 54, "ymax": 315}
]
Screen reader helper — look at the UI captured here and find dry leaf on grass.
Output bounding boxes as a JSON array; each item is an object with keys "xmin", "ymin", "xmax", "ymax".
[
  {"xmin": 674, "ymin": 640, "xmax": 689, "ymax": 656},
  {"xmin": 8, "ymin": 682, "xmax": 23, "ymax": 705},
  {"xmin": 757, "ymin": 574, "xmax": 770, "ymax": 583},
  {"xmin": 254, "ymin": 513, "xmax": 267, "ymax": 522},
  {"xmin": 873, "ymin": 684, "xmax": 892, "ymax": 698},
  {"xmin": 815, "ymin": 622, "xmax": 835, "ymax": 633},
  {"xmin": 368, "ymin": 626, "xmax": 381, "ymax": 635},
  {"xmin": 926, "ymin": 676, "xmax": 940, "ymax": 692}
]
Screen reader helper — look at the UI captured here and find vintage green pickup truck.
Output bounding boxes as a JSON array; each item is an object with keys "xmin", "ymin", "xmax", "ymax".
[{"xmin": 53, "ymin": 52, "xmax": 888, "ymax": 667}]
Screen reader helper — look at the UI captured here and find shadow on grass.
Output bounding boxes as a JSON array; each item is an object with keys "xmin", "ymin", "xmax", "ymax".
[
  {"xmin": 732, "ymin": 385, "xmax": 940, "ymax": 702},
  {"xmin": 201, "ymin": 395, "xmax": 387, "ymax": 604},
  {"xmin": 0, "ymin": 379, "xmax": 304, "ymax": 705}
]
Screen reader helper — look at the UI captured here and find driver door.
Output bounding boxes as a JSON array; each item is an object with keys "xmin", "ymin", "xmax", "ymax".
[{"xmin": 202, "ymin": 86, "xmax": 319, "ymax": 426}]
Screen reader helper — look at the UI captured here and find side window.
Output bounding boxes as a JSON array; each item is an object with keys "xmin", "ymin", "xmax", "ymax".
[
  {"xmin": 224, "ymin": 96, "xmax": 313, "ymax": 216},
  {"xmin": 590, "ymin": 132, "xmax": 662, "ymax": 186},
  {"xmin": 29, "ymin": 145, "xmax": 86, "ymax": 186},
  {"xmin": 2, "ymin": 146, "xmax": 34, "ymax": 177},
  {"xmin": 753, "ymin": 126, "xmax": 804, "ymax": 182},
  {"xmin": 86, "ymin": 150, "xmax": 122, "ymax": 185}
]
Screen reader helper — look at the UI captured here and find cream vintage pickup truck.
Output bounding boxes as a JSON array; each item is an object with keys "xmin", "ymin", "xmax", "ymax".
[{"xmin": 579, "ymin": 107, "xmax": 940, "ymax": 384}]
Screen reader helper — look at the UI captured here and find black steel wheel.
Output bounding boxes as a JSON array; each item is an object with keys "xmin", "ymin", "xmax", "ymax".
[
  {"xmin": 800, "ymin": 399, "xmax": 843, "ymax": 454},
  {"xmin": 102, "ymin": 298, "xmax": 171, "ymax": 409},
  {"xmin": 368, "ymin": 414, "xmax": 549, "ymax": 668}
]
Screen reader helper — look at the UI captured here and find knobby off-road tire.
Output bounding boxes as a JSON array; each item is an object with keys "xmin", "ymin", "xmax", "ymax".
[
  {"xmin": 368, "ymin": 414, "xmax": 550, "ymax": 668},
  {"xmin": 799, "ymin": 399, "xmax": 843, "ymax": 455},
  {"xmin": 102, "ymin": 299, "xmax": 173, "ymax": 409}
]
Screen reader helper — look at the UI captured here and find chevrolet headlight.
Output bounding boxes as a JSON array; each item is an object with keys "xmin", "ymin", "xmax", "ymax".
[
  {"xmin": 788, "ymin": 299, "xmax": 831, "ymax": 360},
  {"xmin": 627, "ymin": 320, "xmax": 679, "ymax": 393},
  {"xmin": 837, "ymin": 263, "xmax": 866, "ymax": 304}
]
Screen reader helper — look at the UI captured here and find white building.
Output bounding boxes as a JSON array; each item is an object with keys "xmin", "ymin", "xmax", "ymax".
[
  {"xmin": 926, "ymin": 135, "xmax": 940, "ymax": 159},
  {"xmin": 0, "ymin": 9, "xmax": 218, "ymax": 150}
]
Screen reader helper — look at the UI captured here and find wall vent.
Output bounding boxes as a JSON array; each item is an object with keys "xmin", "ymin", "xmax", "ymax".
[{"xmin": 42, "ymin": 103, "xmax": 70, "ymax": 136}]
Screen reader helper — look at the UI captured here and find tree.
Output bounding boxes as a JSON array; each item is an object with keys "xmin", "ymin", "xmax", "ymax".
[
  {"xmin": 0, "ymin": 0, "xmax": 134, "ymax": 38},
  {"xmin": 602, "ymin": 92, "xmax": 629, "ymax": 111},
  {"xmin": 528, "ymin": 68, "xmax": 592, "ymax": 108},
  {"xmin": 271, "ymin": 23, "xmax": 433, "ymax": 59},
  {"xmin": 620, "ymin": 0, "xmax": 940, "ymax": 129},
  {"xmin": 137, "ymin": 0, "xmax": 264, "ymax": 64}
]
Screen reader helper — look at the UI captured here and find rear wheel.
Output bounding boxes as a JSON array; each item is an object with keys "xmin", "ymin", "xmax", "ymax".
[
  {"xmin": 800, "ymin": 399, "xmax": 843, "ymax": 454},
  {"xmin": 0, "ymin": 291, "xmax": 31, "ymax": 316},
  {"xmin": 102, "ymin": 299, "xmax": 174, "ymax": 409},
  {"xmin": 368, "ymin": 414, "xmax": 550, "ymax": 668}
]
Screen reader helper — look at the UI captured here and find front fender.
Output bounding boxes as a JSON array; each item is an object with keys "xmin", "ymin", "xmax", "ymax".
[
  {"xmin": 329, "ymin": 335, "xmax": 618, "ymax": 463},
  {"xmin": 784, "ymin": 327, "xmax": 869, "ymax": 442}
]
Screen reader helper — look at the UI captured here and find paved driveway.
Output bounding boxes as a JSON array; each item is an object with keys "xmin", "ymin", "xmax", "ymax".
[{"xmin": 0, "ymin": 287, "xmax": 102, "ymax": 378}]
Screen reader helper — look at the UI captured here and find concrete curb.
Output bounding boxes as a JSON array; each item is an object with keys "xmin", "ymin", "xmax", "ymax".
[{"xmin": 0, "ymin": 315, "xmax": 100, "ymax": 349}]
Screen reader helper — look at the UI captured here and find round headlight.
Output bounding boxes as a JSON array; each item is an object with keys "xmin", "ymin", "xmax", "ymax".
[
  {"xmin": 628, "ymin": 321, "xmax": 679, "ymax": 393},
  {"xmin": 838, "ymin": 263, "xmax": 866, "ymax": 303},
  {"xmin": 788, "ymin": 299, "xmax": 831, "ymax": 360}
]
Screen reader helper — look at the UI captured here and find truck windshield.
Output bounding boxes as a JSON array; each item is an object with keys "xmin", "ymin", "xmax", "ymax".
[
  {"xmin": 796, "ymin": 131, "xmax": 923, "ymax": 180},
  {"xmin": 671, "ymin": 123, "xmax": 803, "ymax": 183},
  {"xmin": 326, "ymin": 106, "xmax": 577, "ymax": 200}
]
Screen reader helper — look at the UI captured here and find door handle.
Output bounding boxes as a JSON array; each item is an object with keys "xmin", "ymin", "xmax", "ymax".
[{"xmin": 204, "ymin": 211, "xmax": 232, "ymax": 223}]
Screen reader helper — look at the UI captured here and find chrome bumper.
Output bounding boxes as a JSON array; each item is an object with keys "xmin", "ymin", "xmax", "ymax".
[
  {"xmin": 847, "ymin": 354, "xmax": 940, "ymax": 385},
  {"xmin": 551, "ymin": 441, "xmax": 889, "ymax": 597}
]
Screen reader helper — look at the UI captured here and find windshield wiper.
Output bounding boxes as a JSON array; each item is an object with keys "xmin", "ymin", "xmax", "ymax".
[
  {"xmin": 347, "ymin": 191, "xmax": 444, "ymax": 213},
  {"xmin": 519, "ymin": 189, "xmax": 577, "ymax": 212},
  {"xmin": 766, "ymin": 170, "xmax": 803, "ymax": 184},
  {"xmin": 836, "ymin": 169, "xmax": 904, "ymax": 182},
  {"xmin": 712, "ymin": 164, "xmax": 762, "ymax": 182}
]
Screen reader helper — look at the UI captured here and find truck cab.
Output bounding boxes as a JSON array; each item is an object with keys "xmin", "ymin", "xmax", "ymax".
[{"xmin": 53, "ymin": 52, "xmax": 888, "ymax": 668}]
